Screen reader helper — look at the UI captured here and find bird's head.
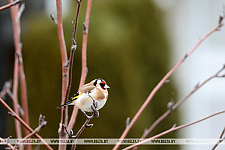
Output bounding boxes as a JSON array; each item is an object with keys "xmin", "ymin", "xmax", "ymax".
[{"xmin": 93, "ymin": 78, "xmax": 110, "ymax": 90}]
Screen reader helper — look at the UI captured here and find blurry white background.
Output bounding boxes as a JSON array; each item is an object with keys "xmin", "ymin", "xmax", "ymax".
[{"xmin": 153, "ymin": 0, "xmax": 225, "ymax": 150}]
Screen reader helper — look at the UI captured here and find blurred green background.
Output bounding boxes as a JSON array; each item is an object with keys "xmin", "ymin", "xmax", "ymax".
[{"xmin": 2, "ymin": 0, "xmax": 179, "ymax": 149}]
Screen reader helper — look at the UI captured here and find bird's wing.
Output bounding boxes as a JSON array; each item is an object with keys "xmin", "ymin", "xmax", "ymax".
[{"xmin": 79, "ymin": 85, "xmax": 95, "ymax": 94}]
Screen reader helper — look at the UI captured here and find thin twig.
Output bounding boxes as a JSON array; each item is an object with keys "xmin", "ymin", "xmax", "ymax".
[
  {"xmin": 133, "ymin": 65, "xmax": 225, "ymax": 150},
  {"xmin": 16, "ymin": 3, "xmax": 25, "ymax": 20},
  {"xmin": 67, "ymin": 0, "xmax": 82, "ymax": 131},
  {"xmin": 67, "ymin": 94, "xmax": 97, "ymax": 150},
  {"xmin": 14, "ymin": 115, "xmax": 47, "ymax": 149},
  {"xmin": 74, "ymin": 114, "xmax": 94, "ymax": 138},
  {"xmin": 5, "ymin": 88, "xmax": 24, "ymax": 116},
  {"xmin": 71, "ymin": 113, "xmax": 94, "ymax": 150},
  {"xmin": 123, "ymin": 110, "xmax": 225, "ymax": 150},
  {"xmin": 0, "ymin": 98, "xmax": 53, "ymax": 150},
  {"xmin": 0, "ymin": 81, "xmax": 12, "ymax": 98},
  {"xmin": 68, "ymin": 0, "xmax": 93, "ymax": 134},
  {"xmin": 113, "ymin": 13, "xmax": 224, "ymax": 150},
  {"xmin": 0, "ymin": 0, "xmax": 22, "ymax": 11},
  {"xmin": 211, "ymin": 126, "xmax": 225, "ymax": 150},
  {"xmin": 50, "ymin": 14, "xmax": 57, "ymax": 25},
  {"xmin": 68, "ymin": 1, "xmax": 93, "ymax": 141},
  {"xmin": 72, "ymin": 0, "xmax": 82, "ymax": 45},
  {"xmin": 0, "ymin": 137, "xmax": 15, "ymax": 150}
]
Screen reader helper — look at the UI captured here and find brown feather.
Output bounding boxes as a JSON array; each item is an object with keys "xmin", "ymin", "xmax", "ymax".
[
  {"xmin": 79, "ymin": 86, "xmax": 95, "ymax": 94},
  {"xmin": 78, "ymin": 80, "xmax": 96, "ymax": 93},
  {"xmin": 93, "ymin": 88, "xmax": 107, "ymax": 101}
]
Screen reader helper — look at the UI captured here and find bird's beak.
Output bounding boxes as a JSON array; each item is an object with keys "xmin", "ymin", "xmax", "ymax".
[{"xmin": 105, "ymin": 84, "xmax": 110, "ymax": 89}]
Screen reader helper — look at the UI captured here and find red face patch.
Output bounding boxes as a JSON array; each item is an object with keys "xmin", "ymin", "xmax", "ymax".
[
  {"xmin": 101, "ymin": 81, "xmax": 106, "ymax": 85},
  {"xmin": 100, "ymin": 81, "xmax": 106, "ymax": 90}
]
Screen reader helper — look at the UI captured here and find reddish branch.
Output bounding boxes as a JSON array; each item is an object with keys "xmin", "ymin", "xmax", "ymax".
[
  {"xmin": 0, "ymin": 0, "xmax": 22, "ymax": 11},
  {"xmin": 123, "ymin": 110, "xmax": 225, "ymax": 150},
  {"xmin": 14, "ymin": 115, "xmax": 47, "ymax": 149},
  {"xmin": 66, "ymin": 0, "xmax": 82, "ymax": 132},
  {"xmin": 68, "ymin": 0, "xmax": 93, "ymax": 132},
  {"xmin": 18, "ymin": 3, "xmax": 30, "ymax": 140},
  {"xmin": 0, "ymin": 137, "xmax": 15, "ymax": 150},
  {"xmin": 53, "ymin": 0, "xmax": 82, "ymax": 148},
  {"xmin": 8, "ymin": 1, "xmax": 23, "ymax": 150},
  {"xmin": 9, "ymin": 1, "xmax": 30, "ymax": 149},
  {"xmin": 54, "ymin": 1, "xmax": 69, "ymax": 150},
  {"xmin": 133, "ymin": 65, "xmax": 225, "ymax": 150},
  {"xmin": 0, "ymin": 98, "xmax": 53, "ymax": 150},
  {"xmin": 211, "ymin": 126, "xmax": 225, "ymax": 150},
  {"xmin": 113, "ymin": 15, "xmax": 224, "ymax": 150},
  {"xmin": 0, "ymin": 81, "xmax": 12, "ymax": 98},
  {"xmin": 78, "ymin": 0, "xmax": 92, "ymax": 89}
]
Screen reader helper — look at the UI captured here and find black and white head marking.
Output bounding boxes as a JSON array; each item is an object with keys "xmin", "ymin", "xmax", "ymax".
[{"xmin": 93, "ymin": 78, "xmax": 109, "ymax": 90}]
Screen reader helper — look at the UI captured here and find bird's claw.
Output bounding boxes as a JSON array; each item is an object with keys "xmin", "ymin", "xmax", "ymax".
[
  {"xmin": 93, "ymin": 110, "xmax": 99, "ymax": 118},
  {"xmin": 81, "ymin": 110, "xmax": 93, "ymax": 119},
  {"xmin": 92, "ymin": 100, "xmax": 98, "ymax": 109},
  {"xmin": 91, "ymin": 103, "xmax": 99, "ymax": 118},
  {"xmin": 85, "ymin": 124, "xmax": 94, "ymax": 128}
]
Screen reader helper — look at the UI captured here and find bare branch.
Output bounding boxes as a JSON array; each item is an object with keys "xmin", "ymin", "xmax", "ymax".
[
  {"xmin": 14, "ymin": 115, "xmax": 47, "ymax": 149},
  {"xmin": 9, "ymin": 0, "xmax": 23, "ymax": 147},
  {"xmin": 69, "ymin": 112, "xmax": 94, "ymax": 150},
  {"xmin": 9, "ymin": 0, "xmax": 30, "ymax": 144},
  {"xmin": 68, "ymin": 0, "xmax": 92, "ymax": 132},
  {"xmin": 0, "ymin": 137, "xmax": 15, "ymax": 150},
  {"xmin": 0, "ymin": 81, "xmax": 12, "ymax": 98},
  {"xmin": 126, "ymin": 117, "xmax": 130, "ymax": 128},
  {"xmin": 0, "ymin": 98, "xmax": 53, "ymax": 150},
  {"xmin": 78, "ymin": 0, "xmax": 92, "ymax": 89},
  {"xmin": 66, "ymin": 93, "xmax": 97, "ymax": 150},
  {"xmin": 113, "ymin": 12, "xmax": 224, "ymax": 150},
  {"xmin": 50, "ymin": 14, "xmax": 58, "ymax": 25},
  {"xmin": 0, "ymin": 0, "xmax": 22, "ymax": 11},
  {"xmin": 211, "ymin": 126, "xmax": 225, "ymax": 150},
  {"xmin": 54, "ymin": 1, "xmax": 69, "ymax": 150},
  {"xmin": 64, "ymin": 0, "xmax": 81, "ymax": 117},
  {"xmin": 123, "ymin": 110, "xmax": 225, "ymax": 150},
  {"xmin": 132, "ymin": 65, "xmax": 225, "ymax": 150},
  {"xmin": 218, "ymin": 5, "xmax": 224, "ymax": 28},
  {"xmin": 16, "ymin": 3, "xmax": 25, "ymax": 20}
]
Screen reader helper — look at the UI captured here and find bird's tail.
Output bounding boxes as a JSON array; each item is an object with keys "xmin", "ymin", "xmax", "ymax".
[
  {"xmin": 56, "ymin": 92, "xmax": 79, "ymax": 109},
  {"xmin": 56, "ymin": 100, "xmax": 73, "ymax": 109}
]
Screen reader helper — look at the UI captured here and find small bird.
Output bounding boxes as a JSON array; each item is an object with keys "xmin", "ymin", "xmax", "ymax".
[{"xmin": 57, "ymin": 78, "xmax": 110, "ymax": 115}]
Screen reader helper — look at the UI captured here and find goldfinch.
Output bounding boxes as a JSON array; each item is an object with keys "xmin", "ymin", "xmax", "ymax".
[{"xmin": 57, "ymin": 78, "xmax": 110, "ymax": 113}]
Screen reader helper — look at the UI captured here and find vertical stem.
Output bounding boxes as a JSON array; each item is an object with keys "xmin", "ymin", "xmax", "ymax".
[
  {"xmin": 66, "ymin": 0, "xmax": 82, "ymax": 131},
  {"xmin": 56, "ymin": 0, "xmax": 69, "ymax": 150},
  {"xmin": 9, "ymin": 1, "xmax": 31, "ymax": 149},
  {"xmin": 68, "ymin": 0, "xmax": 93, "ymax": 132},
  {"xmin": 78, "ymin": 0, "xmax": 92, "ymax": 89},
  {"xmin": 19, "ymin": 63, "xmax": 30, "ymax": 136},
  {"xmin": 9, "ymin": 0, "xmax": 21, "ymax": 139}
]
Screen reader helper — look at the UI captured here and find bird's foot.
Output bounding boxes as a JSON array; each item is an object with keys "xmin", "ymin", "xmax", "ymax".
[
  {"xmin": 81, "ymin": 110, "xmax": 93, "ymax": 119},
  {"xmin": 85, "ymin": 124, "xmax": 94, "ymax": 128},
  {"xmin": 91, "ymin": 104, "xmax": 99, "ymax": 118}
]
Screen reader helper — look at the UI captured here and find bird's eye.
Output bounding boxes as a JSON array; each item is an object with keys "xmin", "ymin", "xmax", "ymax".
[{"xmin": 100, "ymin": 82, "xmax": 106, "ymax": 90}]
